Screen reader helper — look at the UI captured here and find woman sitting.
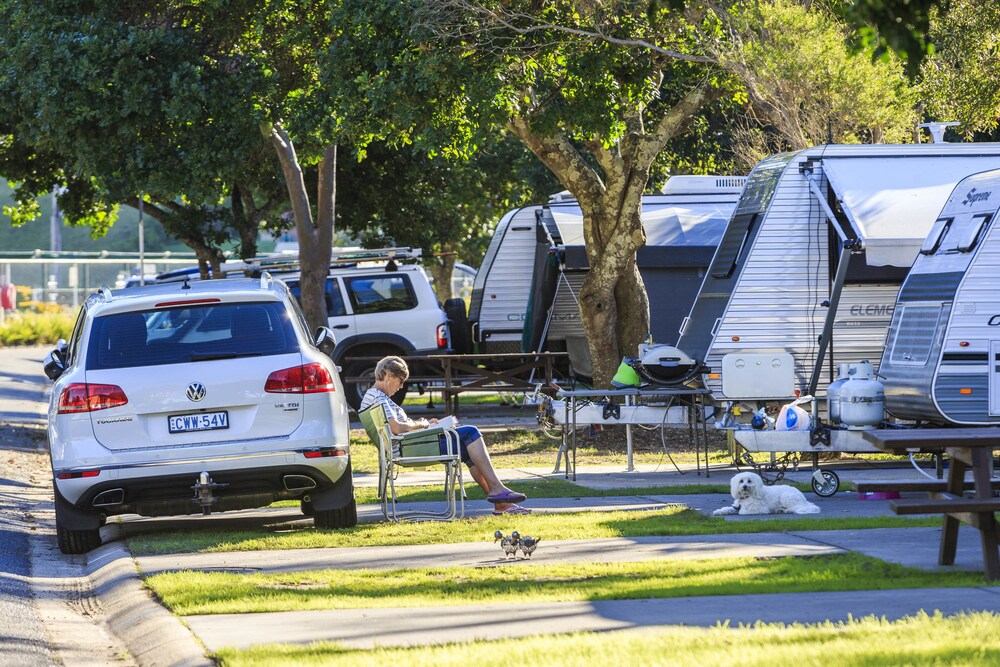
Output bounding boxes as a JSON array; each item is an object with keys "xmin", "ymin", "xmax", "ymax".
[{"xmin": 360, "ymin": 355, "xmax": 530, "ymax": 515}]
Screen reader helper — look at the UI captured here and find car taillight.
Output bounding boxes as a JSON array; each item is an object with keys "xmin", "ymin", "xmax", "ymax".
[
  {"xmin": 265, "ymin": 363, "xmax": 335, "ymax": 394},
  {"xmin": 437, "ymin": 323, "xmax": 448, "ymax": 349},
  {"xmin": 57, "ymin": 383, "xmax": 128, "ymax": 414}
]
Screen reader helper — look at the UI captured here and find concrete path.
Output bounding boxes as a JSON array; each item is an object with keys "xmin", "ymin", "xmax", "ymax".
[{"xmin": 187, "ymin": 586, "xmax": 1000, "ymax": 651}]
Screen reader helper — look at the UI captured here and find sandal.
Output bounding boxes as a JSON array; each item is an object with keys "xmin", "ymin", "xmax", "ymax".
[
  {"xmin": 492, "ymin": 504, "xmax": 532, "ymax": 516},
  {"xmin": 487, "ymin": 489, "xmax": 527, "ymax": 504}
]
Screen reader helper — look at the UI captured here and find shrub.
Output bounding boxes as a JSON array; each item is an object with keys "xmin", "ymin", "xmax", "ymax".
[{"xmin": 0, "ymin": 311, "xmax": 75, "ymax": 346}]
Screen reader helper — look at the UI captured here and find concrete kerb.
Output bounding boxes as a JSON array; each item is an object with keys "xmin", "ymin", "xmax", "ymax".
[{"xmin": 87, "ymin": 524, "xmax": 211, "ymax": 667}]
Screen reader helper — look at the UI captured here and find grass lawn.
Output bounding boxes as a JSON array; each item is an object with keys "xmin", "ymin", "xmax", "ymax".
[
  {"xmin": 148, "ymin": 553, "xmax": 994, "ymax": 615},
  {"xmin": 212, "ymin": 611, "xmax": 1000, "ymax": 667},
  {"xmin": 271, "ymin": 477, "xmax": 741, "ymax": 507},
  {"xmin": 125, "ymin": 506, "xmax": 937, "ymax": 555}
]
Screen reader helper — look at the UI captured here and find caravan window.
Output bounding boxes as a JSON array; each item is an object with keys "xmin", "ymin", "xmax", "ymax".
[
  {"xmin": 889, "ymin": 304, "xmax": 943, "ymax": 366},
  {"xmin": 958, "ymin": 213, "xmax": 992, "ymax": 253},
  {"xmin": 709, "ymin": 213, "xmax": 757, "ymax": 279},
  {"xmin": 920, "ymin": 217, "xmax": 953, "ymax": 255}
]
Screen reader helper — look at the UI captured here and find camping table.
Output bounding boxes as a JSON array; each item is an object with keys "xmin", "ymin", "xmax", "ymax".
[
  {"xmin": 861, "ymin": 428, "xmax": 1000, "ymax": 581},
  {"xmin": 555, "ymin": 387, "xmax": 712, "ymax": 480}
]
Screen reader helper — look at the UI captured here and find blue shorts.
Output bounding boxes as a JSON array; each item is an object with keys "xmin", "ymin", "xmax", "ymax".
[{"xmin": 439, "ymin": 425, "xmax": 481, "ymax": 464}]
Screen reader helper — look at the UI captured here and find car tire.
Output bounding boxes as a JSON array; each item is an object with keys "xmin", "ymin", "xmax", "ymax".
[
  {"xmin": 314, "ymin": 498, "xmax": 358, "ymax": 529},
  {"xmin": 56, "ymin": 520, "xmax": 101, "ymax": 555},
  {"xmin": 444, "ymin": 298, "xmax": 473, "ymax": 354},
  {"xmin": 301, "ymin": 498, "xmax": 314, "ymax": 516},
  {"xmin": 344, "ymin": 358, "xmax": 406, "ymax": 411}
]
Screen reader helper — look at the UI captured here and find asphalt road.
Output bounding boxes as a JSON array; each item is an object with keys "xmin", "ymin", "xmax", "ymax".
[
  {"xmin": 0, "ymin": 347, "xmax": 131, "ymax": 665},
  {"xmin": 0, "ymin": 449, "xmax": 51, "ymax": 666}
]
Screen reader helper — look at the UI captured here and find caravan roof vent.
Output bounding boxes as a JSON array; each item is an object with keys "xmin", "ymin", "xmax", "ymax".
[
  {"xmin": 661, "ymin": 175, "xmax": 747, "ymax": 195},
  {"xmin": 918, "ymin": 122, "xmax": 960, "ymax": 144},
  {"xmin": 548, "ymin": 190, "xmax": 576, "ymax": 203}
]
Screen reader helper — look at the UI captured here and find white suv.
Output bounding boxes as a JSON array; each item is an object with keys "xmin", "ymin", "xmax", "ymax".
[
  {"xmin": 43, "ymin": 275, "xmax": 355, "ymax": 554},
  {"xmin": 266, "ymin": 253, "xmax": 454, "ymax": 410}
]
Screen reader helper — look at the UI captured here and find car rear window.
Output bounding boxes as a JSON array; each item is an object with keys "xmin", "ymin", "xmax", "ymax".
[{"xmin": 87, "ymin": 301, "xmax": 299, "ymax": 369}]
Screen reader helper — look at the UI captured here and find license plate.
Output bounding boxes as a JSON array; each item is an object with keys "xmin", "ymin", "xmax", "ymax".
[{"xmin": 168, "ymin": 411, "xmax": 229, "ymax": 434}]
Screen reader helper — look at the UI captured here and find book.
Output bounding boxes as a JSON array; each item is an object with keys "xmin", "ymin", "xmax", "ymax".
[{"xmin": 433, "ymin": 415, "xmax": 459, "ymax": 430}]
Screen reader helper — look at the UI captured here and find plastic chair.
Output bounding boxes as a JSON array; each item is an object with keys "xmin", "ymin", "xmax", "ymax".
[{"xmin": 358, "ymin": 404, "xmax": 464, "ymax": 521}]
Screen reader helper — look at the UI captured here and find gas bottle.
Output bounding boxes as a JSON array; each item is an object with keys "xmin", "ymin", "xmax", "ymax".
[
  {"xmin": 839, "ymin": 362, "xmax": 885, "ymax": 429},
  {"xmin": 825, "ymin": 363, "xmax": 852, "ymax": 425}
]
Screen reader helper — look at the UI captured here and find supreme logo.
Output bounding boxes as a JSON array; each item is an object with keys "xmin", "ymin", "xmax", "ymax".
[{"xmin": 962, "ymin": 188, "xmax": 992, "ymax": 206}]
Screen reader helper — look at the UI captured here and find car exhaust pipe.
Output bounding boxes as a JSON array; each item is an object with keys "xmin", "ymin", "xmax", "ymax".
[
  {"xmin": 283, "ymin": 475, "xmax": 317, "ymax": 491},
  {"xmin": 92, "ymin": 488, "xmax": 125, "ymax": 507}
]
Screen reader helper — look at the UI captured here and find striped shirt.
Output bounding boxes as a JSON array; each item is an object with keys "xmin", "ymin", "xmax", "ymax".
[{"xmin": 360, "ymin": 386, "xmax": 407, "ymax": 423}]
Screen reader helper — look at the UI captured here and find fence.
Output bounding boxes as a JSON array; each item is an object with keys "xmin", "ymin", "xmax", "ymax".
[{"xmin": 0, "ymin": 251, "xmax": 200, "ymax": 309}]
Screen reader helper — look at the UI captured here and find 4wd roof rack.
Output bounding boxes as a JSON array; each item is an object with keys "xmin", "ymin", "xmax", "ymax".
[{"xmin": 232, "ymin": 247, "xmax": 423, "ymax": 276}]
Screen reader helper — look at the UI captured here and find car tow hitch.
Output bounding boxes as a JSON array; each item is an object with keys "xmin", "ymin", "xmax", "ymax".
[{"xmin": 191, "ymin": 471, "xmax": 229, "ymax": 515}]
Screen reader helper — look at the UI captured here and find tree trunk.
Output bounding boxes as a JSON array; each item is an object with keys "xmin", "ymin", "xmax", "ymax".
[
  {"xmin": 507, "ymin": 85, "xmax": 713, "ymax": 387},
  {"xmin": 426, "ymin": 246, "xmax": 458, "ymax": 302},
  {"xmin": 578, "ymin": 202, "xmax": 649, "ymax": 387},
  {"xmin": 263, "ymin": 122, "xmax": 336, "ymax": 335}
]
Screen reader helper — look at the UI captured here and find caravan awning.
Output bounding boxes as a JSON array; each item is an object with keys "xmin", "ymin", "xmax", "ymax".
[
  {"xmin": 821, "ymin": 156, "xmax": 1000, "ymax": 267},
  {"xmin": 549, "ymin": 202, "xmax": 734, "ymax": 249}
]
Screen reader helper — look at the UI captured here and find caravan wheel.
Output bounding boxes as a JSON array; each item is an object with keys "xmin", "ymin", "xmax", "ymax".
[{"xmin": 810, "ymin": 469, "xmax": 839, "ymax": 497}]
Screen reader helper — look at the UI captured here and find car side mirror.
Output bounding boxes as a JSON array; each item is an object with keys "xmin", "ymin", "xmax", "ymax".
[
  {"xmin": 54, "ymin": 338, "xmax": 68, "ymax": 364},
  {"xmin": 43, "ymin": 349, "xmax": 66, "ymax": 381},
  {"xmin": 314, "ymin": 326, "xmax": 336, "ymax": 358}
]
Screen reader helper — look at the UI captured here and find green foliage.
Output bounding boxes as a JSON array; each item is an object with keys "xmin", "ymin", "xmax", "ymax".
[
  {"xmin": 0, "ymin": 311, "xmax": 75, "ymax": 345},
  {"xmin": 720, "ymin": 0, "xmax": 918, "ymax": 165},
  {"xmin": 920, "ymin": 0, "xmax": 1000, "ymax": 137}
]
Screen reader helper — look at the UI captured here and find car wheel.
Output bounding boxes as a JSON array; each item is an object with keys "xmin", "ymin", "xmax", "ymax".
[
  {"xmin": 314, "ymin": 498, "xmax": 358, "ymax": 529},
  {"xmin": 56, "ymin": 519, "xmax": 101, "ymax": 554},
  {"xmin": 344, "ymin": 358, "xmax": 406, "ymax": 411},
  {"xmin": 444, "ymin": 298, "xmax": 473, "ymax": 354},
  {"xmin": 301, "ymin": 498, "xmax": 314, "ymax": 516}
]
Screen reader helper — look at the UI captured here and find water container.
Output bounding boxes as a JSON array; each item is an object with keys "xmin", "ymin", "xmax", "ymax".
[{"xmin": 839, "ymin": 374, "xmax": 885, "ymax": 429}]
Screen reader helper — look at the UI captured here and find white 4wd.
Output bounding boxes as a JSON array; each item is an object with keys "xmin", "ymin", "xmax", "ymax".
[
  {"xmin": 43, "ymin": 275, "xmax": 355, "ymax": 554},
  {"xmin": 268, "ymin": 249, "xmax": 455, "ymax": 410}
]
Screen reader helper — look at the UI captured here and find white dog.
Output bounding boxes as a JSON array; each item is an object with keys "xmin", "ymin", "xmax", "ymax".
[{"xmin": 713, "ymin": 471, "xmax": 820, "ymax": 516}]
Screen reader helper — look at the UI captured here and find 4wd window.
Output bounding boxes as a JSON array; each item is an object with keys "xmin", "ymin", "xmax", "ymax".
[
  {"xmin": 345, "ymin": 275, "xmax": 417, "ymax": 314},
  {"xmin": 86, "ymin": 302, "xmax": 299, "ymax": 369},
  {"xmin": 286, "ymin": 278, "xmax": 347, "ymax": 317}
]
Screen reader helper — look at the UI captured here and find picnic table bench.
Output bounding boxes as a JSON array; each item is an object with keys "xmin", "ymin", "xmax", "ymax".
[{"xmin": 861, "ymin": 428, "xmax": 1000, "ymax": 580}]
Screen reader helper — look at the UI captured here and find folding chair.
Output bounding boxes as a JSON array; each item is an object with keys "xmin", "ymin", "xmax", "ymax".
[{"xmin": 358, "ymin": 404, "xmax": 464, "ymax": 521}]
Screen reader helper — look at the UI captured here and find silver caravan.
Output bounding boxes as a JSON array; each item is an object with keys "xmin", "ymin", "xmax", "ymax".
[
  {"xmin": 880, "ymin": 168, "xmax": 1000, "ymax": 425},
  {"xmin": 468, "ymin": 175, "xmax": 746, "ymax": 373},
  {"xmin": 675, "ymin": 143, "xmax": 1000, "ymax": 408}
]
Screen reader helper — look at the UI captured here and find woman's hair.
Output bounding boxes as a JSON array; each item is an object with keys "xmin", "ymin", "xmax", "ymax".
[{"xmin": 375, "ymin": 355, "xmax": 409, "ymax": 382}]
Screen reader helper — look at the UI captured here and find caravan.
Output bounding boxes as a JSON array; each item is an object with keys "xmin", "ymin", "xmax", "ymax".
[
  {"xmin": 468, "ymin": 175, "xmax": 746, "ymax": 376},
  {"xmin": 880, "ymin": 168, "xmax": 1000, "ymax": 425},
  {"xmin": 674, "ymin": 143, "xmax": 1000, "ymax": 411}
]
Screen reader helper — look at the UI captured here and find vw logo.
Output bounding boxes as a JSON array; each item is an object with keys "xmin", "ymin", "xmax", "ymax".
[{"xmin": 186, "ymin": 382, "xmax": 207, "ymax": 402}]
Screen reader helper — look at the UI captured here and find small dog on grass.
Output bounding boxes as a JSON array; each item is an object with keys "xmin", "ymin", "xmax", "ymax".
[{"xmin": 713, "ymin": 471, "xmax": 820, "ymax": 516}]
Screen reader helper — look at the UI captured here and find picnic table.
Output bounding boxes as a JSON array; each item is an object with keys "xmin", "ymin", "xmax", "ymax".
[{"xmin": 859, "ymin": 428, "xmax": 1000, "ymax": 580}]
